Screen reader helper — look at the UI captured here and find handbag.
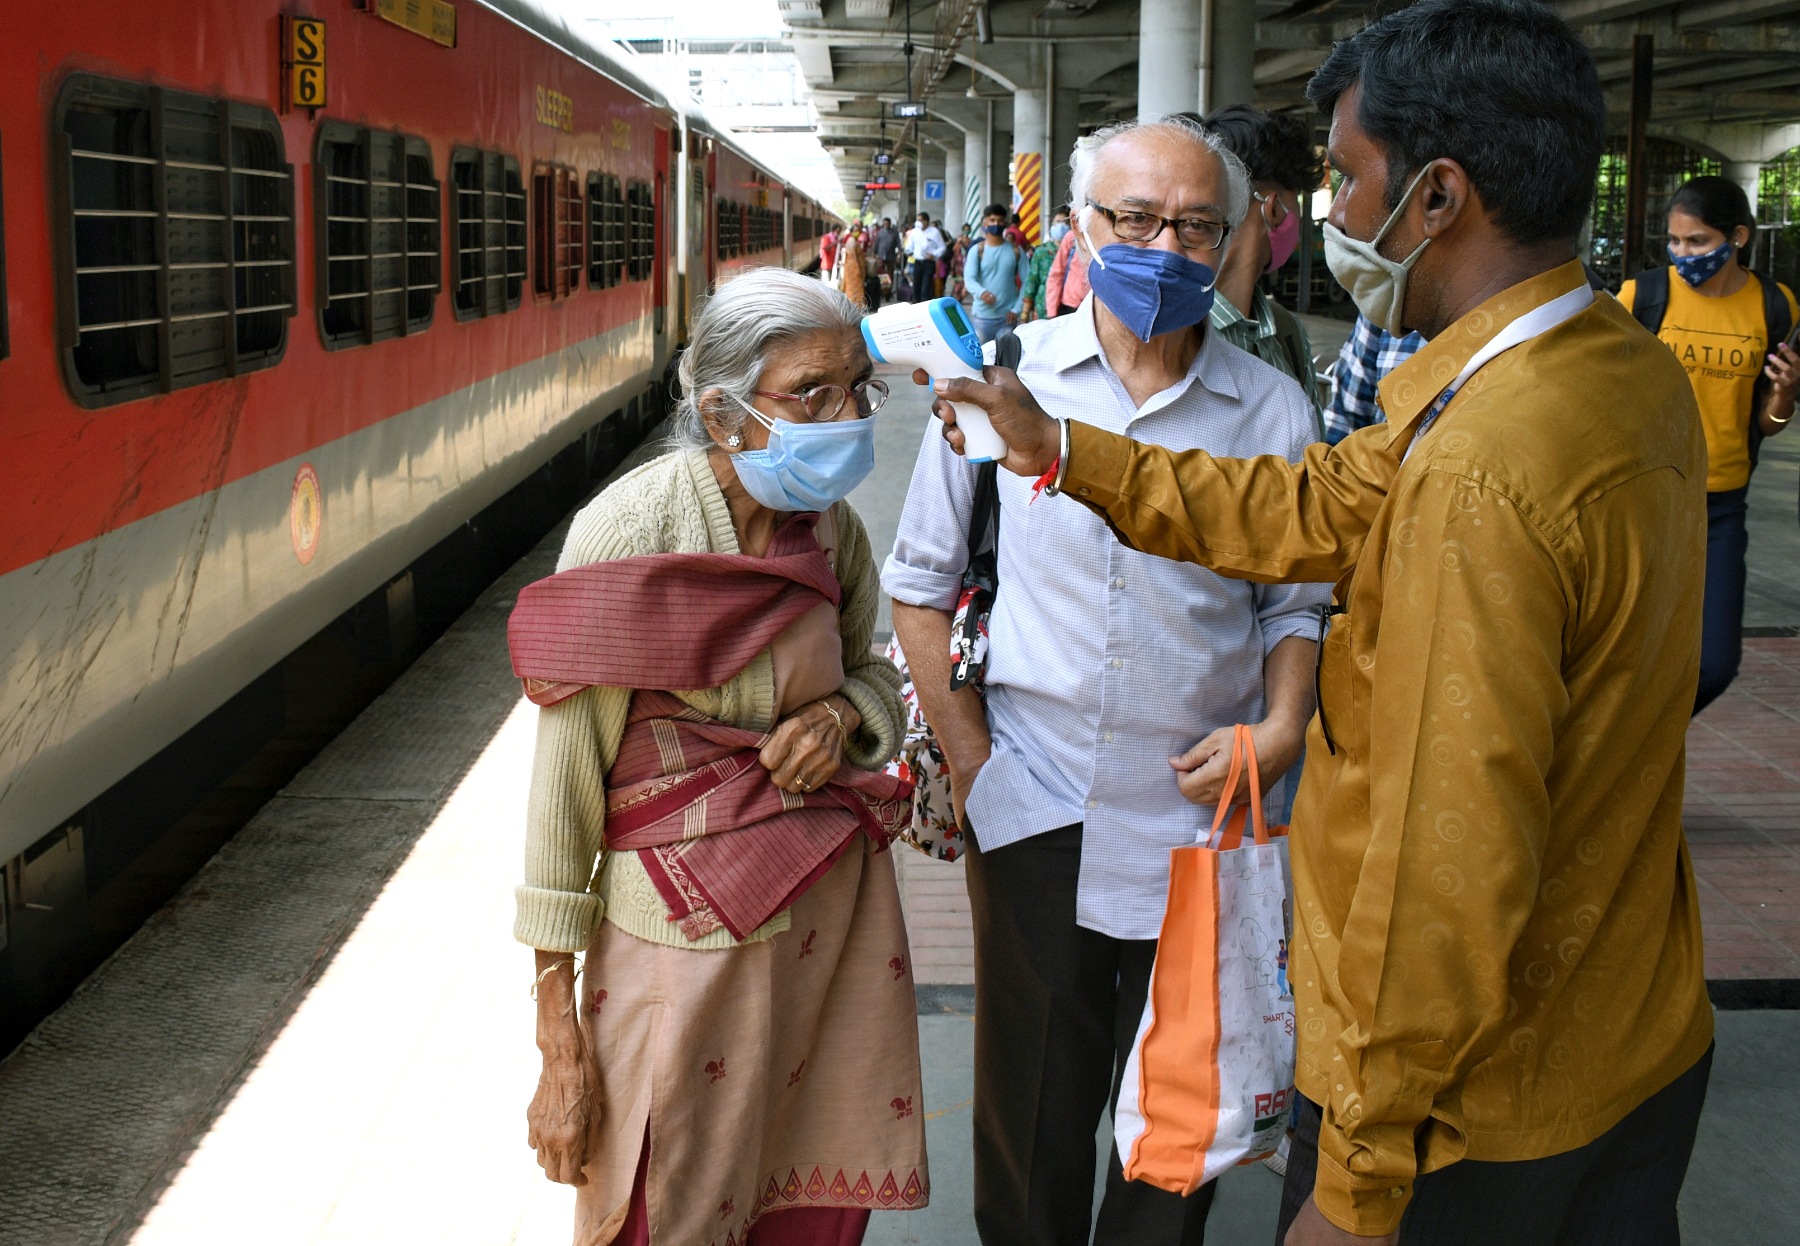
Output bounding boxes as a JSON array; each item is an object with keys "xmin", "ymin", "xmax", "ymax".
[
  {"xmin": 884, "ymin": 330, "xmax": 1021, "ymax": 859},
  {"xmin": 1114, "ymin": 725, "xmax": 1296, "ymax": 1193}
]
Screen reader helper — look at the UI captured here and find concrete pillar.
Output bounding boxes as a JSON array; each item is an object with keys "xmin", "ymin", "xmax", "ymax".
[
  {"xmin": 962, "ymin": 127, "xmax": 988, "ymax": 234},
  {"xmin": 1726, "ymin": 161, "xmax": 1764, "ymax": 210},
  {"xmin": 1012, "ymin": 88, "xmax": 1048, "ymax": 238},
  {"xmin": 945, "ymin": 146, "xmax": 967, "ymax": 240},
  {"xmin": 1051, "ymin": 86, "xmax": 1080, "ymax": 214},
  {"xmin": 990, "ymin": 130, "xmax": 1012, "ymax": 222},
  {"xmin": 920, "ymin": 148, "xmax": 947, "ymax": 227},
  {"xmin": 1210, "ymin": 0, "xmax": 1257, "ymax": 110},
  {"xmin": 1139, "ymin": 0, "xmax": 1203, "ymax": 121}
]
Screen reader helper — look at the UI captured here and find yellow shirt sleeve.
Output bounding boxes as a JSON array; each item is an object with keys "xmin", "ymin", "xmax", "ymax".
[{"xmin": 1617, "ymin": 278, "xmax": 1637, "ymax": 314}]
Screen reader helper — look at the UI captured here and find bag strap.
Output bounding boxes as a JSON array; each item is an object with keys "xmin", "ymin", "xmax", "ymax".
[
  {"xmin": 1746, "ymin": 268, "xmax": 1792, "ymax": 471},
  {"xmin": 1629, "ymin": 264, "xmax": 1669, "ymax": 336},
  {"xmin": 1206, "ymin": 725, "xmax": 1273, "ymax": 851}
]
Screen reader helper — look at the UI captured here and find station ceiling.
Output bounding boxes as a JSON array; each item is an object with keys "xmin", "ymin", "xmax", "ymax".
[{"xmin": 781, "ymin": 0, "xmax": 1800, "ymax": 206}]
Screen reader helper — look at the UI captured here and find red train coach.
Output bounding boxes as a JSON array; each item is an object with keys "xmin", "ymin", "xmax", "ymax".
[{"xmin": 0, "ymin": 0, "xmax": 829, "ymax": 1027}]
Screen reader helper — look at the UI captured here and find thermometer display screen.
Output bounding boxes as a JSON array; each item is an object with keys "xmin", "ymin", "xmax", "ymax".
[{"xmin": 944, "ymin": 304, "xmax": 971, "ymax": 337}]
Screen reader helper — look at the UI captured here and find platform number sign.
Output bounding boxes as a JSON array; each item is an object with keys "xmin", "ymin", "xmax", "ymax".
[{"xmin": 288, "ymin": 18, "xmax": 326, "ymax": 111}]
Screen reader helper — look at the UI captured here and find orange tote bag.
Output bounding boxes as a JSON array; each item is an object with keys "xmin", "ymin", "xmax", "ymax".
[{"xmin": 1114, "ymin": 725, "xmax": 1297, "ymax": 1194}]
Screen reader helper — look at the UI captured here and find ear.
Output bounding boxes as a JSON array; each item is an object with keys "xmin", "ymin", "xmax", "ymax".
[
  {"xmin": 697, "ymin": 388, "xmax": 743, "ymax": 449},
  {"xmin": 1417, "ymin": 158, "xmax": 1474, "ymax": 241},
  {"xmin": 1733, "ymin": 224, "xmax": 1752, "ymax": 251}
]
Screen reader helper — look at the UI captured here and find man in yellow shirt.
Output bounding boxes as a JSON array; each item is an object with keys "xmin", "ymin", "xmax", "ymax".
[
  {"xmin": 1618, "ymin": 176, "xmax": 1800, "ymax": 712},
  {"xmin": 915, "ymin": 1, "xmax": 1714, "ymax": 1242}
]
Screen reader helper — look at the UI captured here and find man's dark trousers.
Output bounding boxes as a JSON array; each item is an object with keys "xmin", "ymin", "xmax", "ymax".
[
  {"xmin": 1273, "ymin": 1046, "xmax": 1711, "ymax": 1245},
  {"xmin": 910, "ymin": 257, "xmax": 938, "ymax": 302},
  {"xmin": 964, "ymin": 823, "xmax": 1215, "ymax": 1246}
]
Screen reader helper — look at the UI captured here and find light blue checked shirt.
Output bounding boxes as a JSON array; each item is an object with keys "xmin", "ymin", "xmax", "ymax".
[
  {"xmin": 881, "ymin": 299, "xmax": 1331, "ymax": 939},
  {"xmin": 1321, "ymin": 313, "xmax": 1425, "ymax": 445}
]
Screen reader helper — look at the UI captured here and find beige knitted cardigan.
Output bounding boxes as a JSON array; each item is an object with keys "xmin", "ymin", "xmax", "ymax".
[{"xmin": 513, "ymin": 449, "xmax": 905, "ymax": 953}]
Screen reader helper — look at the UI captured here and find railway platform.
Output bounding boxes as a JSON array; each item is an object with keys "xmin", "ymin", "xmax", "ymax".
[{"xmin": 2, "ymin": 372, "xmax": 1799, "ymax": 1246}]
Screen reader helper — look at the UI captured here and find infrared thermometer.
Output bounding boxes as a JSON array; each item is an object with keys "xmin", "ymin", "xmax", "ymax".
[{"xmin": 861, "ymin": 298, "xmax": 1009, "ymax": 463}]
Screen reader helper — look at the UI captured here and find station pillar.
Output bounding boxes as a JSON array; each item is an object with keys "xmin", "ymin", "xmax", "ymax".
[
  {"xmin": 963, "ymin": 128, "xmax": 989, "ymax": 233},
  {"xmin": 1138, "ymin": 0, "xmax": 1203, "ymax": 120},
  {"xmin": 945, "ymin": 146, "xmax": 967, "ymax": 239},
  {"xmin": 1725, "ymin": 161, "xmax": 1764, "ymax": 210},
  {"xmin": 1210, "ymin": 0, "xmax": 1257, "ymax": 110},
  {"xmin": 1051, "ymin": 86, "xmax": 1080, "ymax": 215},
  {"xmin": 1013, "ymin": 87, "xmax": 1049, "ymax": 242}
]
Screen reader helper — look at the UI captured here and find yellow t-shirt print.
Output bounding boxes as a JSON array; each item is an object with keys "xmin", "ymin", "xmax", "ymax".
[{"xmin": 1619, "ymin": 269, "xmax": 1800, "ymax": 492}]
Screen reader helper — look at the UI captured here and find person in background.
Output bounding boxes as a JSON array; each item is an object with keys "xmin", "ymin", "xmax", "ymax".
[
  {"xmin": 840, "ymin": 224, "xmax": 870, "ymax": 311},
  {"xmin": 1185, "ymin": 105, "xmax": 1328, "ymax": 426},
  {"xmin": 874, "ymin": 216, "xmax": 900, "ymax": 279},
  {"xmin": 963, "ymin": 202, "xmax": 1027, "ymax": 343},
  {"xmin": 1320, "ymin": 313, "xmax": 1424, "ymax": 444},
  {"xmin": 887, "ymin": 117, "xmax": 1325, "ymax": 1246},
  {"xmin": 1046, "ymin": 204, "xmax": 1091, "ymax": 317},
  {"xmin": 517, "ymin": 267, "xmax": 922, "ymax": 1246},
  {"xmin": 930, "ymin": 2, "xmax": 1716, "ymax": 1242},
  {"xmin": 1619, "ymin": 175, "xmax": 1799, "ymax": 714},
  {"xmin": 951, "ymin": 223, "xmax": 974, "ymax": 302},
  {"xmin": 1004, "ymin": 210, "xmax": 1031, "ymax": 251},
  {"xmin": 818, "ymin": 223, "xmax": 839, "ymax": 285},
  {"xmin": 935, "ymin": 220, "xmax": 952, "ymax": 297},
  {"xmin": 1021, "ymin": 205, "xmax": 1071, "ymax": 322},
  {"xmin": 905, "ymin": 211, "xmax": 946, "ymax": 303}
]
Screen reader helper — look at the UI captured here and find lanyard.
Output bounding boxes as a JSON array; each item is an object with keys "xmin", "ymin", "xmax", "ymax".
[{"xmin": 1404, "ymin": 282, "xmax": 1595, "ymax": 460}]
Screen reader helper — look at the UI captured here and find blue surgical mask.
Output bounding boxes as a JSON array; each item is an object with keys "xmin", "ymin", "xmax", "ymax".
[
  {"xmin": 983, "ymin": 224, "xmax": 1004, "ymax": 237},
  {"xmin": 1079, "ymin": 223, "xmax": 1218, "ymax": 342},
  {"xmin": 1050, "ymin": 221, "xmax": 1070, "ymax": 243},
  {"xmin": 1670, "ymin": 240, "xmax": 1732, "ymax": 289},
  {"xmin": 728, "ymin": 397, "xmax": 876, "ymax": 512}
]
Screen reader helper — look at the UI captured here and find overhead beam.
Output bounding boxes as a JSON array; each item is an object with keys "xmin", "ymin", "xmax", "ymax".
[
  {"xmin": 1680, "ymin": 0, "xmax": 1800, "ymax": 25},
  {"xmin": 1254, "ymin": 48, "xmax": 1326, "ymax": 84},
  {"xmin": 1576, "ymin": 19, "xmax": 1800, "ymax": 55}
]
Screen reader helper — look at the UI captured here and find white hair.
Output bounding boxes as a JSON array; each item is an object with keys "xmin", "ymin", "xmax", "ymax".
[
  {"xmin": 667, "ymin": 266, "xmax": 865, "ymax": 452},
  {"xmin": 1068, "ymin": 116, "xmax": 1252, "ymax": 230}
]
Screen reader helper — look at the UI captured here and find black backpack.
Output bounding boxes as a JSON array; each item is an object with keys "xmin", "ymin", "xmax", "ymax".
[{"xmin": 1628, "ymin": 263, "xmax": 1793, "ymax": 473}]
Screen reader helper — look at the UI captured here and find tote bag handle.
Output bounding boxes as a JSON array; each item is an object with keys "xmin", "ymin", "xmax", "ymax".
[{"xmin": 1204, "ymin": 725, "xmax": 1271, "ymax": 851}]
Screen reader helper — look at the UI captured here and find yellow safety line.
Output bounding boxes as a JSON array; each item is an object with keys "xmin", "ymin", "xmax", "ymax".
[{"xmin": 924, "ymin": 1097, "xmax": 975, "ymax": 1121}]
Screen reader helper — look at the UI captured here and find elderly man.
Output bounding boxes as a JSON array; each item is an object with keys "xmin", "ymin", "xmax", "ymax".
[
  {"xmin": 904, "ymin": 211, "xmax": 946, "ymax": 301},
  {"xmin": 884, "ymin": 118, "xmax": 1329, "ymax": 1245},
  {"xmin": 925, "ymin": 2, "xmax": 1713, "ymax": 1244}
]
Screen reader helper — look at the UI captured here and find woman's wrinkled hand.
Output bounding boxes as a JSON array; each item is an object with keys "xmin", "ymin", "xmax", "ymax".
[
  {"xmin": 759, "ymin": 698, "xmax": 854, "ymax": 794},
  {"xmin": 527, "ymin": 962, "xmax": 600, "ymax": 1185}
]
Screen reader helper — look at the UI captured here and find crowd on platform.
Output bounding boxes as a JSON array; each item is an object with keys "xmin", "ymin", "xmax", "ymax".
[{"xmin": 508, "ymin": 1, "xmax": 1800, "ymax": 1244}]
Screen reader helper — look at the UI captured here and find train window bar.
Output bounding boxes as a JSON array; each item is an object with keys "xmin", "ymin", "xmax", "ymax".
[
  {"xmin": 627, "ymin": 180, "xmax": 653, "ymax": 281},
  {"xmin": 53, "ymin": 75, "xmax": 296, "ymax": 407},
  {"xmin": 532, "ymin": 165, "xmax": 582, "ymax": 301},
  {"xmin": 586, "ymin": 172, "xmax": 625, "ymax": 290},
  {"xmin": 316, "ymin": 123, "xmax": 441, "ymax": 349},
  {"xmin": 451, "ymin": 148, "xmax": 525, "ymax": 320}
]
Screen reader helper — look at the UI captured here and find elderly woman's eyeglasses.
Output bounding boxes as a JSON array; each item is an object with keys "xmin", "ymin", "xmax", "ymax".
[
  {"xmin": 1087, "ymin": 201, "xmax": 1231, "ymax": 252},
  {"xmin": 754, "ymin": 378, "xmax": 890, "ymax": 423}
]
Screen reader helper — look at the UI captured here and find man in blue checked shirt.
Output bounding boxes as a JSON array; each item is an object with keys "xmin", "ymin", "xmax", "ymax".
[
  {"xmin": 884, "ymin": 115, "xmax": 1329, "ymax": 1246},
  {"xmin": 1320, "ymin": 312, "xmax": 1425, "ymax": 444}
]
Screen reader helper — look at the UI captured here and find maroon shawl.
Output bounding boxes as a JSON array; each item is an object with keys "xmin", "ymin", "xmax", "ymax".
[{"xmin": 507, "ymin": 514, "xmax": 912, "ymax": 941}]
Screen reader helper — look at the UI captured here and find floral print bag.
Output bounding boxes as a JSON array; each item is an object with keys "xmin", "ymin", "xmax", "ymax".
[{"xmin": 882, "ymin": 634, "xmax": 969, "ymax": 862}]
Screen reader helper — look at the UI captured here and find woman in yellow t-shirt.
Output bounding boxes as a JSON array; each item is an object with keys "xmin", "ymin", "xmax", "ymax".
[{"xmin": 1619, "ymin": 176, "xmax": 1800, "ymax": 713}]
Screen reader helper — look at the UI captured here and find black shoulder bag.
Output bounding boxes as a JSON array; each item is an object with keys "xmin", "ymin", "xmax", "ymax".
[{"xmin": 948, "ymin": 329, "xmax": 1023, "ymax": 692}]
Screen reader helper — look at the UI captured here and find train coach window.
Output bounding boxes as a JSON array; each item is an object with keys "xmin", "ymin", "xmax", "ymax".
[
  {"xmin": 450, "ymin": 148, "xmax": 526, "ymax": 319},
  {"xmin": 55, "ymin": 76, "xmax": 296, "ymax": 406},
  {"xmin": 587, "ymin": 172, "xmax": 625, "ymax": 289},
  {"xmin": 716, "ymin": 199, "xmax": 740, "ymax": 261},
  {"xmin": 532, "ymin": 165, "xmax": 582, "ymax": 299},
  {"xmin": 627, "ymin": 180, "xmax": 653, "ymax": 281},
  {"xmin": 316, "ymin": 123, "xmax": 440, "ymax": 348}
]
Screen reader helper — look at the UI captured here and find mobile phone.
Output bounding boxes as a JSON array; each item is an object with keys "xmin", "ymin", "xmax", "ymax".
[{"xmin": 1785, "ymin": 319, "xmax": 1800, "ymax": 350}]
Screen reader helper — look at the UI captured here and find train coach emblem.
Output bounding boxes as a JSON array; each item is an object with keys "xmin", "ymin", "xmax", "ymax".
[{"xmin": 290, "ymin": 463, "xmax": 323, "ymax": 565}]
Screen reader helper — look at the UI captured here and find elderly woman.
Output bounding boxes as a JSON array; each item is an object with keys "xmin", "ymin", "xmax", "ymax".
[{"xmin": 510, "ymin": 266, "xmax": 926, "ymax": 1246}]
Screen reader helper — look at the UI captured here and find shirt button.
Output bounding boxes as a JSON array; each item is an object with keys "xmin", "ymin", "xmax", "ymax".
[
  {"xmin": 1078, "ymin": 487, "xmax": 1091, "ymax": 497},
  {"xmin": 1109, "ymin": 658, "xmax": 1123, "ymax": 669},
  {"xmin": 1389, "ymin": 1188, "xmax": 1405, "ymax": 1199},
  {"xmin": 1112, "ymin": 577, "xmax": 1126, "ymax": 589},
  {"xmin": 1085, "ymin": 798, "xmax": 1099, "ymax": 810},
  {"xmin": 1103, "ymin": 731, "xmax": 1114, "ymax": 743}
]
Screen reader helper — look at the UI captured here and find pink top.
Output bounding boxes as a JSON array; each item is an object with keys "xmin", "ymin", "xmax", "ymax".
[{"xmin": 1046, "ymin": 230, "xmax": 1089, "ymax": 314}]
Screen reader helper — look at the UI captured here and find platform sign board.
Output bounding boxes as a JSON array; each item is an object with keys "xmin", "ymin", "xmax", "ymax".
[
  {"xmin": 874, "ymin": 152, "xmax": 891, "ymax": 166},
  {"xmin": 924, "ymin": 179, "xmax": 944, "ymax": 202},
  {"xmin": 863, "ymin": 181, "xmax": 903, "ymax": 190},
  {"xmin": 289, "ymin": 18, "xmax": 326, "ymax": 110},
  {"xmin": 892, "ymin": 100, "xmax": 926, "ymax": 119}
]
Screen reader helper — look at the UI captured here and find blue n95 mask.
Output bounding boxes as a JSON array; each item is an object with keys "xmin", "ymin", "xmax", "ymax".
[
  {"xmin": 1670, "ymin": 241, "xmax": 1732, "ymax": 289},
  {"xmin": 729, "ymin": 396, "xmax": 876, "ymax": 512},
  {"xmin": 1080, "ymin": 222, "xmax": 1218, "ymax": 342}
]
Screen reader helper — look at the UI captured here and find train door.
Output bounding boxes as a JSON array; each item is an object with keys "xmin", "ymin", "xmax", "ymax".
[
  {"xmin": 781, "ymin": 190, "xmax": 792, "ymax": 269},
  {"xmin": 703, "ymin": 142, "xmax": 717, "ymax": 290}
]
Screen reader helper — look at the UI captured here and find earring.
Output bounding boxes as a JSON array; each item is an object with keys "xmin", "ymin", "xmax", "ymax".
[{"xmin": 726, "ymin": 434, "xmax": 742, "ymax": 447}]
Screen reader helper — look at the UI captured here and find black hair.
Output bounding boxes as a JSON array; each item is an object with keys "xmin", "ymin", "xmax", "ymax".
[
  {"xmin": 982, "ymin": 202, "xmax": 1009, "ymax": 220},
  {"xmin": 1305, "ymin": 0, "xmax": 1605, "ymax": 247},
  {"xmin": 1184, "ymin": 106, "xmax": 1323, "ymax": 196},
  {"xmin": 1667, "ymin": 176, "xmax": 1756, "ymax": 249}
]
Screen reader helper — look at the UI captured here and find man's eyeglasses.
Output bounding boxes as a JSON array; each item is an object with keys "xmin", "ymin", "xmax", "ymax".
[
  {"xmin": 754, "ymin": 378, "xmax": 890, "ymax": 423},
  {"xmin": 1087, "ymin": 202, "xmax": 1232, "ymax": 252}
]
